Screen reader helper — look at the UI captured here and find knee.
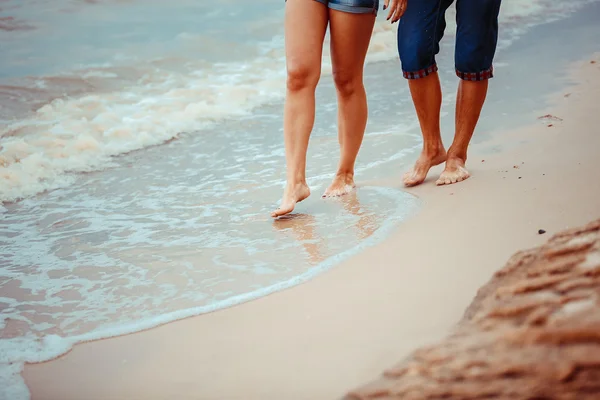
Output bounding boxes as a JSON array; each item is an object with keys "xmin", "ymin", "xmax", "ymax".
[
  {"xmin": 332, "ymin": 70, "xmax": 361, "ymax": 98},
  {"xmin": 286, "ymin": 63, "xmax": 319, "ymax": 92}
]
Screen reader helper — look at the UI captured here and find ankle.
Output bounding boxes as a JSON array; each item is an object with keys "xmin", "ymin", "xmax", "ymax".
[
  {"xmin": 287, "ymin": 180, "xmax": 307, "ymax": 189},
  {"xmin": 422, "ymin": 141, "xmax": 445, "ymax": 157},
  {"xmin": 285, "ymin": 173, "xmax": 307, "ymax": 187},
  {"xmin": 336, "ymin": 169, "xmax": 354, "ymax": 177},
  {"xmin": 446, "ymin": 151, "xmax": 467, "ymax": 164},
  {"xmin": 334, "ymin": 168, "xmax": 354, "ymax": 180}
]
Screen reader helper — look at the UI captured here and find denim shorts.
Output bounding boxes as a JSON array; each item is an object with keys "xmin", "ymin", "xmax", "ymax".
[
  {"xmin": 397, "ymin": 0, "xmax": 502, "ymax": 81},
  {"xmin": 315, "ymin": 0, "xmax": 379, "ymax": 15}
]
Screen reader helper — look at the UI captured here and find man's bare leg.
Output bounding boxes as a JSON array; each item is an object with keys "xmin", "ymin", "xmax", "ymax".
[
  {"xmin": 403, "ymin": 72, "xmax": 447, "ymax": 187},
  {"xmin": 322, "ymin": 9, "xmax": 375, "ymax": 197},
  {"xmin": 272, "ymin": 0, "xmax": 328, "ymax": 217},
  {"xmin": 436, "ymin": 79, "xmax": 488, "ymax": 185}
]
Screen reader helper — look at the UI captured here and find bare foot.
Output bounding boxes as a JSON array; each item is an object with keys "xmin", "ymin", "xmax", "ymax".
[
  {"xmin": 271, "ymin": 182, "xmax": 311, "ymax": 218},
  {"xmin": 403, "ymin": 148, "xmax": 447, "ymax": 187},
  {"xmin": 436, "ymin": 157, "xmax": 470, "ymax": 186},
  {"xmin": 323, "ymin": 172, "xmax": 355, "ymax": 198}
]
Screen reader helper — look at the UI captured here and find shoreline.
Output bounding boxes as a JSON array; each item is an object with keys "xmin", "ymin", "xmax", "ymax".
[{"xmin": 22, "ymin": 54, "xmax": 600, "ymax": 400}]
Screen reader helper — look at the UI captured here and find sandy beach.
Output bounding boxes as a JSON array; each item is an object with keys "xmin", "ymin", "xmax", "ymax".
[
  {"xmin": 21, "ymin": 53, "xmax": 600, "ymax": 399},
  {"xmin": 347, "ymin": 217, "xmax": 600, "ymax": 399}
]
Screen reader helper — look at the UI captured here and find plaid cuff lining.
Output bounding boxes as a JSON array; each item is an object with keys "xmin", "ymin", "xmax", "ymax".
[
  {"xmin": 456, "ymin": 66, "xmax": 494, "ymax": 81},
  {"xmin": 402, "ymin": 64, "xmax": 438, "ymax": 80}
]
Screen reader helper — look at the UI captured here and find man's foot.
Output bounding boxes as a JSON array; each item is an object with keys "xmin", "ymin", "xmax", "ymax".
[
  {"xmin": 403, "ymin": 148, "xmax": 447, "ymax": 187},
  {"xmin": 323, "ymin": 172, "xmax": 355, "ymax": 198},
  {"xmin": 436, "ymin": 157, "xmax": 470, "ymax": 186},
  {"xmin": 271, "ymin": 182, "xmax": 311, "ymax": 218}
]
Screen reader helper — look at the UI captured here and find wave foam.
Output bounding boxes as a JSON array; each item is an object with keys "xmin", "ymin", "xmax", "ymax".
[{"xmin": 1, "ymin": 0, "xmax": 595, "ymax": 203}]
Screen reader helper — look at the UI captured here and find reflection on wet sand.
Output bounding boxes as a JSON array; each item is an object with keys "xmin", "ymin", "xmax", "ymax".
[
  {"xmin": 273, "ymin": 213, "xmax": 323, "ymax": 265},
  {"xmin": 340, "ymin": 191, "xmax": 380, "ymax": 239},
  {"xmin": 272, "ymin": 190, "xmax": 381, "ymax": 265}
]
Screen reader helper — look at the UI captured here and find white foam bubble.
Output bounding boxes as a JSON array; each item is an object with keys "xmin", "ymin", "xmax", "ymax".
[
  {"xmin": 0, "ymin": 61, "xmax": 288, "ymax": 202},
  {"xmin": 0, "ymin": 333, "xmax": 76, "ymax": 400},
  {"xmin": 0, "ymin": 362, "xmax": 28, "ymax": 400}
]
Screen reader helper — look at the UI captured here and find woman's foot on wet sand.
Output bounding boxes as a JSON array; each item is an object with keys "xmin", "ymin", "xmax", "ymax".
[
  {"xmin": 271, "ymin": 182, "xmax": 311, "ymax": 218},
  {"xmin": 403, "ymin": 148, "xmax": 447, "ymax": 187},
  {"xmin": 323, "ymin": 172, "xmax": 356, "ymax": 198},
  {"xmin": 436, "ymin": 156, "xmax": 470, "ymax": 186}
]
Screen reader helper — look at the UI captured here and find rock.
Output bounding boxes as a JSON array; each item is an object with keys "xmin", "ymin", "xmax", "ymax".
[{"xmin": 345, "ymin": 219, "xmax": 600, "ymax": 400}]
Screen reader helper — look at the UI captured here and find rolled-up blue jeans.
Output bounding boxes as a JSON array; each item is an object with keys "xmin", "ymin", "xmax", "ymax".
[{"xmin": 397, "ymin": 0, "xmax": 502, "ymax": 81}]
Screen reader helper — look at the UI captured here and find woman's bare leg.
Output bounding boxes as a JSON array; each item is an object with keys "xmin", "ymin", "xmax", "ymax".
[
  {"xmin": 272, "ymin": 0, "xmax": 329, "ymax": 217},
  {"xmin": 323, "ymin": 9, "xmax": 376, "ymax": 197}
]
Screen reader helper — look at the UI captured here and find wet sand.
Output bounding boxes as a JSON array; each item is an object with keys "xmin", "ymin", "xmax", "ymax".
[{"xmin": 22, "ymin": 55, "xmax": 600, "ymax": 400}]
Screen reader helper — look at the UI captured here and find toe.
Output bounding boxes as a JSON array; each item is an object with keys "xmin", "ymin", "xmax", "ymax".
[
  {"xmin": 324, "ymin": 183, "xmax": 354, "ymax": 197},
  {"xmin": 436, "ymin": 168, "xmax": 470, "ymax": 186},
  {"xmin": 272, "ymin": 204, "xmax": 293, "ymax": 218},
  {"xmin": 404, "ymin": 172, "xmax": 425, "ymax": 187},
  {"xmin": 402, "ymin": 170, "xmax": 417, "ymax": 184}
]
